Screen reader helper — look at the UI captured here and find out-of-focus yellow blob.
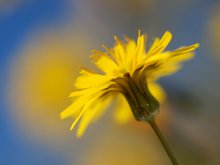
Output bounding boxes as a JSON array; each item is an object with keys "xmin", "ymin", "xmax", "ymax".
[
  {"xmin": 7, "ymin": 31, "xmax": 87, "ymax": 146},
  {"xmin": 24, "ymin": 46, "xmax": 76, "ymax": 107}
]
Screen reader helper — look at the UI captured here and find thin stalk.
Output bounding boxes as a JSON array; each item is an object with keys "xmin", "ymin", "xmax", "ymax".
[{"xmin": 148, "ymin": 119, "xmax": 179, "ymax": 165}]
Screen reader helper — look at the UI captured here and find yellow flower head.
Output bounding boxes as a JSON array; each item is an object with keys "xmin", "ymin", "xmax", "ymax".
[{"xmin": 61, "ymin": 31, "xmax": 199, "ymax": 137}]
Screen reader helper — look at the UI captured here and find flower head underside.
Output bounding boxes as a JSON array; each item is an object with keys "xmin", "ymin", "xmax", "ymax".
[{"xmin": 60, "ymin": 31, "xmax": 199, "ymax": 137}]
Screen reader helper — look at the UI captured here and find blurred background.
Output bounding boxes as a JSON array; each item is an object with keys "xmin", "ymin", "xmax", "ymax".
[{"xmin": 0, "ymin": 0, "xmax": 220, "ymax": 164}]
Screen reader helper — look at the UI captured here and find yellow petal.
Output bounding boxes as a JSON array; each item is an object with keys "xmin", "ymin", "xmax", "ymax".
[
  {"xmin": 168, "ymin": 43, "xmax": 199, "ymax": 62},
  {"xmin": 69, "ymin": 84, "xmax": 109, "ymax": 97},
  {"xmin": 70, "ymin": 92, "xmax": 104, "ymax": 131},
  {"xmin": 113, "ymin": 36, "xmax": 126, "ymax": 66},
  {"xmin": 147, "ymin": 31, "xmax": 172, "ymax": 56},
  {"xmin": 60, "ymin": 95, "xmax": 90, "ymax": 119},
  {"xmin": 70, "ymin": 69, "xmax": 112, "ymax": 98},
  {"xmin": 91, "ymin": 51, "xmax": 119, "ymax": 75},
  {"xmin": 70, "ymin": 108, "xmax": 85, "ymax": 130},
  {"xmin": 149, "ymin": 63, "xmax": 181, "ymax": 80},
  {"xmin": 145, "ymin": 44, "xmax": 199, "ymax": 80},
  {"xmin": 125, "ymin": 39, "xmax": 137, "ymax": 71},
  {"xmin": 114, "ymin": 94, "xmax": 133, "ymax": 124},
  {"xmin": 76, "ymin": 95, "xmax": 112, "ymax": 137},
  {"xmin": 170, "ymin": 53, "xmax": 195, "ymax": 63},
  {"xmin": 171, "ymin": 43, "xmax": 200, "ymax": 55},
  {"xmin": 134, "ymin": 34, "xmax": 146, "ymax": 68},
  {"xmin": 61, "ymin": 83, "xmax": 108, "ymax": 119},
  {"xmin": 148, "ymin": 82, "xmax": 166, "ymax": 103},
  {"xmin": 75, "ymin": 68, "xmax": 111, "ymax": 89},
  {"xmin": 146, "ymin": 52, "xmax": 172, "ymax": 64}
]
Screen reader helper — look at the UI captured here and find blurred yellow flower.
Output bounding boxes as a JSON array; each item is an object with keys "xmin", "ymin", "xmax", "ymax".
[
  {"xmin": 7, "ymin": 31, "xmax": 85, "ymax": 145},
  {"xmin": 61, "ymin": 31, "xmax": 199, "ymax": 137}
]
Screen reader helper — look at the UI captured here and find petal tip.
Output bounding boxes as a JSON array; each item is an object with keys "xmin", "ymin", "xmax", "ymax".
[
  {"xmin": 164, "ymin": 31, "xmax": 172, "ymax": 39},
  {"xmin": 76, "ymin": 131, "xmax": 83, "ymax": 138},
  {"xmin": 193, "ymin": 43, "xmax": 200, "ymax": 49},
  {"xmin": 60, "ymin": 112, "xmax": 66, "ymax": 120},
  {"xmin": 138, "ymin": 29, "xmax": 141, "ymax": 37}
]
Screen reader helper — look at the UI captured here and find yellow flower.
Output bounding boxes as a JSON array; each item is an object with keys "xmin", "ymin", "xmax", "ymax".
[{"xmin": 61, "ymin": 31, "xmax": 199, "ymax": 137}]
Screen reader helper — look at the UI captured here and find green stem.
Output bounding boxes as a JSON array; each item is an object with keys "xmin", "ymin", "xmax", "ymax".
[{"xmin": 148, "ymin": 119, "xmax": 179, "ymax": 165}]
